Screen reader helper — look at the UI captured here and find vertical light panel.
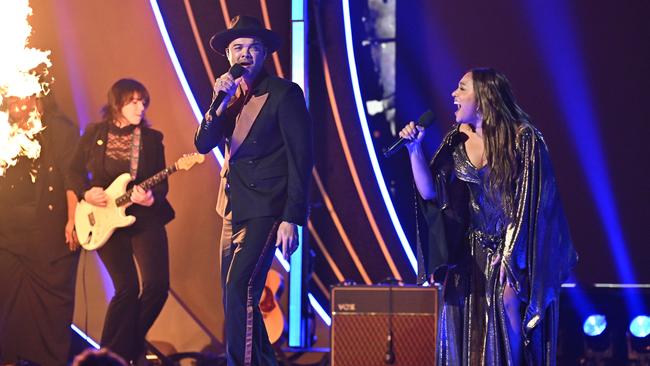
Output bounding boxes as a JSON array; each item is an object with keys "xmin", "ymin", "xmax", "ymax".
[
  {"xmin": 289, "ymin": 0, "xmax": 307, "ymax": 347},
  {"xmin": 289, "ymin": 225, "xmax": 304, "ymax": 346},
  {"xmin": 291, "ymin": 0, "xmax": 304, "ymax": 26},
  {"xmin": 342, "ymin": 0, "xmax": 417, "ymax": 273},
  {"xmin": 291, "ymin": 21, "xmax": 306, "ymax": 99}
]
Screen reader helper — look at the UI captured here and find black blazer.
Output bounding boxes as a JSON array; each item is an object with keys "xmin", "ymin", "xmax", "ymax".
[
  {"xmin": 68, "ymin": 121, "xmax": 175, "ymax": 227},
  {"xmin": 0, "ymin": 114, "xmax": 80, "ymax": 262},
  {"xmin": 195, "ymin": 71, "xmax": 313, "ymax": 225}
]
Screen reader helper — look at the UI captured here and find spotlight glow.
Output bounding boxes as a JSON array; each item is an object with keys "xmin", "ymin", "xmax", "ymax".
[
  {"xmin": 630, "ymin": 315, "xmax": 650, "ymax": 338},
  {"xmin": 583, "ymin": 314, "xmax": 607, "ymax": 337},
  {"xmin": 522, "ymin": 0, "xmax": 640, "ymax": 317}
]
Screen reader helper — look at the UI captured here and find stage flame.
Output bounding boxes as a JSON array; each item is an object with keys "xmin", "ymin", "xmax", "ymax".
[{"xmin": 0, "ymin": 0, "xmax": 52, "ymax": 179}]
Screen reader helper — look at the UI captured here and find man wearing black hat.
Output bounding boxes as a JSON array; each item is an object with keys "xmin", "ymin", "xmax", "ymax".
[{"xmin": 195, "ymin": 15, "xmax": 313, "ymax": 366}]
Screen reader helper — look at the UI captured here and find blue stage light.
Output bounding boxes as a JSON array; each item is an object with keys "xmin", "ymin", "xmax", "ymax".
[
  {"xmin": 630, "ymin": 315, "xmax": 650, "ymax": 338},
  {"xmin": 522, "ymin": 1, "xmax": 640, "ymax": 316},
  {"xmin": 70, "ymin": 324, "xmax": 101, "ymax": 349},
  {"xmin": 583, "ymin": 314, "xmax": 608, "ymax": 336}
]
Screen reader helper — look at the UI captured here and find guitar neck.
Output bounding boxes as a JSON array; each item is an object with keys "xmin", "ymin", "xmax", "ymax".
[{"xmin": 115, "ymin": 164, "xmax": 178, "ymax": 207}]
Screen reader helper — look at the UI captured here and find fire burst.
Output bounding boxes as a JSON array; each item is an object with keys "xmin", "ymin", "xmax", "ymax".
[{"xmin": 0, "ymin": 0, "xmax": 52, "ymax": 178}]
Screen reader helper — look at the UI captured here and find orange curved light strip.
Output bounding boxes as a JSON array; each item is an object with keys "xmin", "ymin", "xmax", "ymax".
[
  {"xmin": 308, "ymin": 220, "xmax": 345, "ymax": 282},
  {"xmin": 320, "ymin": 48, "xmax": 403, "ymax": 281},
  {"xmin": 259, "ymin": 0, "xmax": 285, "ymax": 78},
  {"xmin": 311, "ymin": 273, "xmax": 330, "ymax": 300},
  {"xmin": 218, "ymin": 0, "xmax": 231, "ymax": 25},
  {"xmin": 183, "ymin": 0, "xmax": 216, "ymax": 85},
  {"xmin": 313, "ymin": 169, "xmax": 372, "ymax": 284}
]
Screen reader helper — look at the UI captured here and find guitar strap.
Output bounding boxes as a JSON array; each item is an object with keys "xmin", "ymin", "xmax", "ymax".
[{"xmin": 129, "ymin": 127, "xmax": 142, "ymax": 179}]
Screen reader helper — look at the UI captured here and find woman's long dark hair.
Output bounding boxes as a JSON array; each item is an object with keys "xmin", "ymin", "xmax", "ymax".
[
  {"xmin": 101, "ymin": 78, "xmax": 150, "ymax": 126},
  {"xmin": 471, "ymin": 68, "xmax": 530, "ymax": 219}
]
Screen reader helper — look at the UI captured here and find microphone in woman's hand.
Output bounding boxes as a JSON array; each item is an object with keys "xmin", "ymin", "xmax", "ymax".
[{"xmin": 383, "ymin": 110, "xmax": 436, "ymax": 158}]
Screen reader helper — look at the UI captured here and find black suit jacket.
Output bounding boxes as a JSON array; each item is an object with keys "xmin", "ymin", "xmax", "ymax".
[
  {"xmin": 68, "ymin": 121, "xmax": 175, "ymax": 228},
  {"xmin": 0, "ymin": 114, "xmax": 80, "ymax": 262},
  {"xmin": 195, "ymin": 70, "xmax": 313, "ymax": 225}
]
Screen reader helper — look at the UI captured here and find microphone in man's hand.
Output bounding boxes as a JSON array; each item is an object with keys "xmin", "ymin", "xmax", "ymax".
[
  {"xmin": 383, "ymin": 110, "xmax": 436, "ymax": 158},
  {"xmin": 207, "ymin": 63, "xmax": 248, "ymax": 116}
]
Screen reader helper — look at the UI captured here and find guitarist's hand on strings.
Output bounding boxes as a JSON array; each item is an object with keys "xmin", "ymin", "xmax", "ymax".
[
  {"xmin": 84, "ymin": 187, "xmax": 108, "ymax": 207},
  {"xmin": 276, "ymin": 221, "xmax": 299, "ymax": 261},
  {"xmin": 131, "ymin": 185, "xmax": 154, "ymax": 207}
]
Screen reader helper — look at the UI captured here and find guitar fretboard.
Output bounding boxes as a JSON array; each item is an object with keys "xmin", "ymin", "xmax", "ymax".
[{"xmin": 115, "ymin": 164, "xmax": 178, "ymax": 207}]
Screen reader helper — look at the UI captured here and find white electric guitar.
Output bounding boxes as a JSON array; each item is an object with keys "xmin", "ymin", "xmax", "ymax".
[{"xmin": 75, "ymin": 153, "xmax": 205, "ymax": 250}]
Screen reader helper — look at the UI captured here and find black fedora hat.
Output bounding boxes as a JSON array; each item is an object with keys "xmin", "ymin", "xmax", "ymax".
[{"xmin": 210, "ymin": 15, "xmax": 281, "ymax": 55}]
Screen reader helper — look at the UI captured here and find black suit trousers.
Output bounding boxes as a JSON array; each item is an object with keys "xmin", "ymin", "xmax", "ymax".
[{"xmin": 220, "ymin": 217, "xmax": 279, "ymax": 366}]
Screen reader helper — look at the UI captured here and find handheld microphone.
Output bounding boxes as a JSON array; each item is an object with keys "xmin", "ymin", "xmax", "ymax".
[
  {"xmin": 207, "ymin": 63, "xmax": 248, "ymax": 116},
  {"xmin": 383, "ymin": 110, "xmax": 436, "ymax": 158}
]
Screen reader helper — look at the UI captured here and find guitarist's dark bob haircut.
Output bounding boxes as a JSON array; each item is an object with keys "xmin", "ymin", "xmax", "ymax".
[{"xmin": 101, "ymin": 78, "xmax": 151, "ymax": 126}]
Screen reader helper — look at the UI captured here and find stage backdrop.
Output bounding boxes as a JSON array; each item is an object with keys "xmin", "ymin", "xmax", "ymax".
[{"xmin": 23, "ymin": 0, "xmax": 649, "ymax": 358}]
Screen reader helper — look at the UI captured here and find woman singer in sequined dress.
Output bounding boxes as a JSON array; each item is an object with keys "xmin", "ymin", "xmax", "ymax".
[{"xmin": 399, "ymin": 68, "xmax": 577, "ymax": 365}]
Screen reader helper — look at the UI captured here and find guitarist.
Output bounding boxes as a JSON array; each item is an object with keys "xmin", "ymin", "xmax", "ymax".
[
  {"xmin": 195, "ymin": 15, "xmax": 313, "ymax": 366},
  {"xmin": 68, "ymin": 79, "xmax": 175, "ymax": 364}
]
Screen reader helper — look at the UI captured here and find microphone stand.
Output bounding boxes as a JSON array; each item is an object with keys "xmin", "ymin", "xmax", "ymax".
[{"xmin": 384, "ymin": 279, "xmax": 396, "ymax": 364}]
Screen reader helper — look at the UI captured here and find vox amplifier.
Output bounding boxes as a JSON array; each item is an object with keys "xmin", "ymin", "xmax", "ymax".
[{"xmin": 331, "ymin": 285, "xmax": 439, "ymax": 366}]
